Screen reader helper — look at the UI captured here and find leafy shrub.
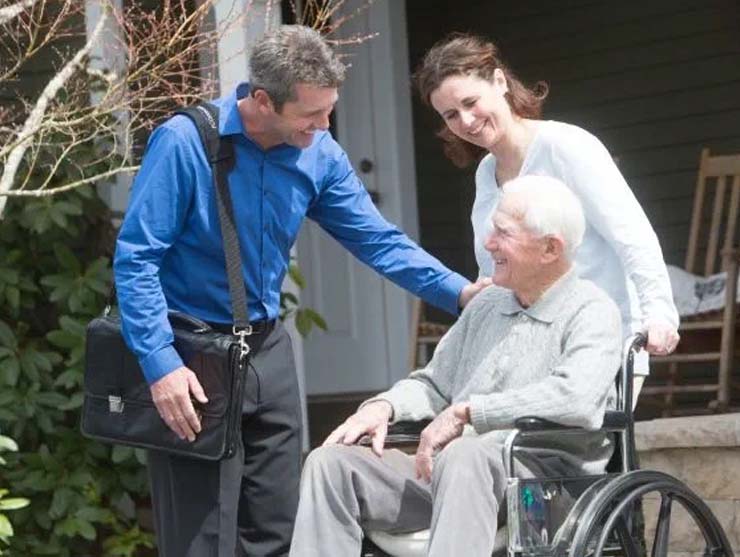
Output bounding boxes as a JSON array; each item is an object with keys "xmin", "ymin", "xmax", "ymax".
[{"xmin": 0, "ymin": 186, "xmax": 155, "ymax": 556}]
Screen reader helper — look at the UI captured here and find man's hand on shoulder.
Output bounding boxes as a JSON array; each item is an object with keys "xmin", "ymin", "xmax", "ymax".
[
  {"xmin": 323, "ymin": 400, "xmax": 393, "ymax": 457},
  {"xmin": 458, "ymin": 277, "xmax": 493, "ymax": 309},
  {"xmin": 150, "ymin": 366, "xmax": 209, "ymax": 442},
  {"xmin": 415, "ymin": 402, "xmax": 470, "ymax": 483}
]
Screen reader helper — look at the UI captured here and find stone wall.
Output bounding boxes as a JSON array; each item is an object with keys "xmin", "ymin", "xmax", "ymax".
[{"xmin": 635, "ymin": 413, "xmax": 740, "ymax": 556}]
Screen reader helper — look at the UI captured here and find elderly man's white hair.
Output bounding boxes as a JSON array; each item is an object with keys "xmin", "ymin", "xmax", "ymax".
[{"xmin": 501, "ymin": 175, "xmax": 586, "ymax": 259}]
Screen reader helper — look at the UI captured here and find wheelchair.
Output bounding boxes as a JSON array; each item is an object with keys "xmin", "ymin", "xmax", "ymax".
[{"xmin": 359, "ymin": 335, "xmax": 735, "ymax": 557}]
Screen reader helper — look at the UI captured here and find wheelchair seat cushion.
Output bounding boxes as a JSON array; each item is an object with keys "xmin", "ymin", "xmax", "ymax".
[{"xmin": 365, "ymin": 526, "xmax": 507, "ymax": 556}]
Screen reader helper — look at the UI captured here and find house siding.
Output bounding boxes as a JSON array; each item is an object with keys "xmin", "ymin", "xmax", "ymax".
[{"xmin": 407, "ymin": 0, "xmax": 740, "ymax": 320}]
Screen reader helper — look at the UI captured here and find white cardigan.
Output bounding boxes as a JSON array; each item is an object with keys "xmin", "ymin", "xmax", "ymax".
[{"xmin": 472, "ymin": 120, "xmax": 678, "ymax": 372}]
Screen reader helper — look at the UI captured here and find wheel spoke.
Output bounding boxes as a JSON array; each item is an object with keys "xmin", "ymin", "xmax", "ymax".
[
  {"xmin": 651, "ymin": 494, "xmax": 673, "ymax": 557},
  {"xmin": 616, "ymin": 514, "xmax": 642, "ymax": 557}
]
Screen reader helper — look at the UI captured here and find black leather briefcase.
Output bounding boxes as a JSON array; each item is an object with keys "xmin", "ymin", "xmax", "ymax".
[
  {"xmin": 82, "ymin": 312, "xmax": 248, "ymax": 461},
  {"xmin": 81, "ymin": 102, "xmax": 253, "ymax": 461}
]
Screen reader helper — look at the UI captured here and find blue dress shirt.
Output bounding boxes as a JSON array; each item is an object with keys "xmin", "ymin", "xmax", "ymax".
[{"xmin": 114, "ymin": 83, "xmax": 469, "ymax": 384}]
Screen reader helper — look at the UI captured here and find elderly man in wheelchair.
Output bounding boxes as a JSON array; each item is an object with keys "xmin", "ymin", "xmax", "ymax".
[{"xmin": 289, "ymin": 175, "xmax": 733, "ymax": 557}]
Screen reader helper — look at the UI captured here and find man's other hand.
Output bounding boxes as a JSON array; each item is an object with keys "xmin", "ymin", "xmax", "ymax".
[
  {"xmin": 150, "ymin": 366, "xmax": 209, "ymax": 442},
  {"xmin": 415, "ymin": 403, "xmax": 469, "ymax": 482},
  {"xmin": 323, "ymin": 401, "xmax": 393, "ymax": 457},
  {"xmin": 458, "ymin": 277, "xmax": 493, "ymax": 309}
]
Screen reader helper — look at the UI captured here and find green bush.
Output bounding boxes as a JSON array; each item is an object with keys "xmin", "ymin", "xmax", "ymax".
[{"xmin": 0, "ymin": 187, "xmax": 155, "ymax": 556}]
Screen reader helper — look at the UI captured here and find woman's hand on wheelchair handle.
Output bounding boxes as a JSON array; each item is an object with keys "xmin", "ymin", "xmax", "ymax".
[
  {"xmin": 644, "ymin": 320, "xmax": 680, "ymax": 355},
  {"xmin": 415, "ymin": 403, "xmax": 470, "ymax": 483},
  {"xmin": 323, "ymin": 401, "xmax": 393, "ymax": 457}
]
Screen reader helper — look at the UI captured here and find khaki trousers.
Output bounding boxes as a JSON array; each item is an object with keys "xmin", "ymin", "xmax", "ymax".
[{"xmin": 290, "ymin": 434, "xmax": 535, "ymax": 557}]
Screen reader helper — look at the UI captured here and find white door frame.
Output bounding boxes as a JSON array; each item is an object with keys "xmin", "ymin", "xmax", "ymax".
[{"xmin": 363, "ymin": 0, "xmax": 419, "ymax": 384}]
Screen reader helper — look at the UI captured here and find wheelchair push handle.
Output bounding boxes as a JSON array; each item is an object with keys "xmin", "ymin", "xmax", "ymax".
[
  {"xmin": 620, "ymin": 332, "xmax": 647, "ymax": 419},
  {"xmin": 629, "ymin": 332, "xmax": 648, "ymax": 353},
  {"xmin": 624, "ymin": 332, "xmax": 647, "ymax": 378}
]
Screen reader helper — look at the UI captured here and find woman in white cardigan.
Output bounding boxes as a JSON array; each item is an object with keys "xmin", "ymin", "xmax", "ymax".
[{"xmin": 414, "ymin": 33, "xmax": 679, "ymax": 373}]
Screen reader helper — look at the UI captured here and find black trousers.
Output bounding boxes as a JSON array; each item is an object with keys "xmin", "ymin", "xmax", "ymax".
[{"xmin": 147, "ymin": 321, "xmax": 302, "ymax": 556}]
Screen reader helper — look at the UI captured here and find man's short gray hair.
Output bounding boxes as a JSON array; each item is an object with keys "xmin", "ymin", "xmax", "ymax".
[
  {"xmin": 249, "ymin": 25, "xmax": 346, "ymax": 110},
  {"xmin": 501, "ymin": 175, "xmax": 586, "ymax": 259}
]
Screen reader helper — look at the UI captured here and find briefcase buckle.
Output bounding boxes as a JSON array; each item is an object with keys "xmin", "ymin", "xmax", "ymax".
[{"xmin": 108, "ymin": 395, "xmax": 124, "ymax": 413}]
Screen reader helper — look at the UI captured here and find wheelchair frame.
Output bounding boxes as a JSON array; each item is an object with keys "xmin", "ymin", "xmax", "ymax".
[{"xmin": 362, "ymin": 335, "xmax": 735, "ymax": 557}]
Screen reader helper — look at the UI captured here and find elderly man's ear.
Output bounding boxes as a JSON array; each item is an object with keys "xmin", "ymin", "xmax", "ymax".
[{"xmin": 541, "ymin": 235, "xmax": 566, "ymax": 264}]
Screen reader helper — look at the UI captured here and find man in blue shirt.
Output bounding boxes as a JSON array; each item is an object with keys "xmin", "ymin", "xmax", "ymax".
[{"xmin": 114, "ymin": 25, "xmax": 484, "ymax": 556}]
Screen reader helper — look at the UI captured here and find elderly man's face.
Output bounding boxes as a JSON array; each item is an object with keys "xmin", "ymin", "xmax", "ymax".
[{"xmin": 484, "ymin": 195, "xmax": 546, "ymax": 292}]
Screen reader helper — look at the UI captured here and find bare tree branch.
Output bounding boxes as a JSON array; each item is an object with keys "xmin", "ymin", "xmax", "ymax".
[
  {"xmin": 0, "ymin": 1, "xmax": 108, "ymax": 215},
  {"xmin": 0, "ymin": 0, "xmax": 39, "ymax": 26},
  {"xmin": 5, "ymin": 165, "xmax": 140, "ymax": 196},
  {"xmin": 0, "ymin": 0, "xmax": 376, "ymax": 219}
]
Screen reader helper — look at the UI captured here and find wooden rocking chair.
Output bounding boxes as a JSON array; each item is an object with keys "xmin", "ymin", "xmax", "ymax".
[{"xmin": 644, "ymin": 148, "xmax": 740, "ymax": 413}]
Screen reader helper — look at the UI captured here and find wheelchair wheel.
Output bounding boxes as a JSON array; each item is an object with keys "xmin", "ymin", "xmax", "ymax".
[{"xmin": 568, "ymin": 470, "xmax": 733, "ymax": 557}]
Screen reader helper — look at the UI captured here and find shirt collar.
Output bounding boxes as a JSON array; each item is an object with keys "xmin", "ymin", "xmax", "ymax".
[
  {"xmin": 499, "ymin": 269, "xmax": 578, "ymax": 324},
  {"xmin": 220, "ymin": 82, "xmax": 250, "ymax": 136}
]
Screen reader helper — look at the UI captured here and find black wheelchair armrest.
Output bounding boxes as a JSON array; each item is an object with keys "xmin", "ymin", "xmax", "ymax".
[
  {"xmin": 514, "ymin": 411, "xmax": 628, "ymax": 433},
  {"xmin": 357, "ymin": 419, "xmax": 432, "ymax": 447},
  {"xmin": 383, "ymin": 419, "xmax": 432, "ymax": 446},
  {"xmin": 515, "ymin": 416, "xmax": 572, "ymax": 431},
  {"xmin": 387, "ymin": 419, "xmax": 432, "ymax": 436},
  {"xmin": 602, "ymin": 411, "xmax": 628, "ymax": 430}
]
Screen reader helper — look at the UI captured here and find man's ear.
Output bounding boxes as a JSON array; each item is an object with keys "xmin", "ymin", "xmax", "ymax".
[
  {"xmin": 542, "ymin": 235, "xmax": 565, "ymax": 264},
  {"xmin": 252, "ymin": 89, "xmax": 276, "ymax": 114}
]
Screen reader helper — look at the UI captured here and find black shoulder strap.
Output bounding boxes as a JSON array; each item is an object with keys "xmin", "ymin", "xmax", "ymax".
[
  {"xmin": 170, "ymin": 104, "xmax": 250, "ymax": 330},
  {"xmin": 175, "ymin": 104, "xmax": 223, "ymax": 164}
]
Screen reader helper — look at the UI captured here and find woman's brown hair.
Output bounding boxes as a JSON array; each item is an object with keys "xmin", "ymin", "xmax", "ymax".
[{"xmin": 414, "ymin": 33, "xmax": 549, "ymax": 168}]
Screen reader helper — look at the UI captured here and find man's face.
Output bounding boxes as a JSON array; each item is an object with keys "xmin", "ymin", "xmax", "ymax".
[
  {"xmin": 270, "ymin": 83, "xmax": 338, "ymax": 148},
  {"xmin": 484, "ymin": 195, "xmax": 546, "ymax": 292}
]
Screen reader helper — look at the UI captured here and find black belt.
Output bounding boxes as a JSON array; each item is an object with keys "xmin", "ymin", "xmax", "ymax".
[{"xmin": 208, "ymin": 319, "xmax": 276, "ymax": 336}]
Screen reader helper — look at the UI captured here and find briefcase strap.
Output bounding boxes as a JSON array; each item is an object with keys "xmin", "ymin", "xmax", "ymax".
[{"xmin": 174, "ymin": 104, "xmax": 249, "ymax": 332}]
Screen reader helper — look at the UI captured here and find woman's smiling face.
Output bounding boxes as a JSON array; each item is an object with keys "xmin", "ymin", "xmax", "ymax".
[{"xmin": 429, "ymin": 71, "xmax": 512, "ymax": 152}]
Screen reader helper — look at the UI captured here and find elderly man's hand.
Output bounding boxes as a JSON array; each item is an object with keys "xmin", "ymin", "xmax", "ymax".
[
  {"xmin": 415, "ymin": 403, "xmax": 470, "ymax": 483},
  {"xmin": 458, "ymin": 277, "xmax": 493, "ymax": 309},
  {"xmin": 323, "ymin": 401, "xmax": 393, "ymax": 457},
  {"xmin": 644, "ymin": 320, "xmax": 680, "ymax": 355},
  {"xmin": 150, "ymin": 366, "xmax": 208, "ymax": 442}
]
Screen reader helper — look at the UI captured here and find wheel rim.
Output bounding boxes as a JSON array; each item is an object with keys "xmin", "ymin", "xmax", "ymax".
[{"xmin": 568, "ymin": 471, "xmax": 733, "ymax": 557}]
